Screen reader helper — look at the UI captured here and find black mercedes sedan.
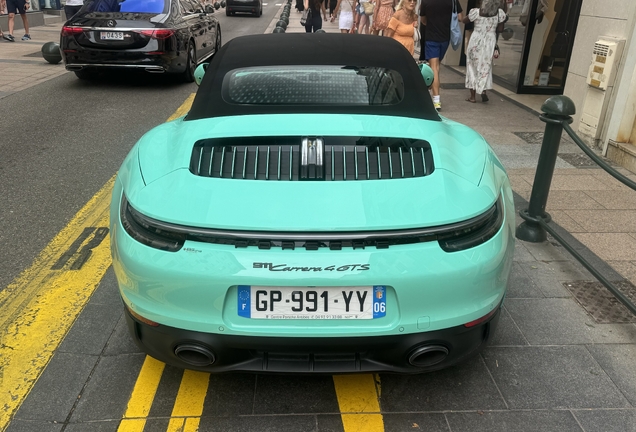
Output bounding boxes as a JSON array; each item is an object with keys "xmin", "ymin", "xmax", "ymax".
[{"xmin": 61, "ymin": 0, "xmax": 221, "ymax": 81}]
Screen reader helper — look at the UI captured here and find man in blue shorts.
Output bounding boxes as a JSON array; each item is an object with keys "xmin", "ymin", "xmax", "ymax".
[
  {"xmin": 4, "ymin": 0, "xmax": 31, "ymax": 42},
  {"xmin": 419, "ymin": 0, "xmax": 463, "ymax": 111}
]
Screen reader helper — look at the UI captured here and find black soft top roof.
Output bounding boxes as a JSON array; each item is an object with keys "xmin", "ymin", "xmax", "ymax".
[{"xmin": 186, "ymin": 33, "xmax": 440, "ymax": 121}]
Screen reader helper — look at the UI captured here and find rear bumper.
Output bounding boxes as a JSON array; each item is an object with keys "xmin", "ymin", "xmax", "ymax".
[
  {"xmin": 62, "ymin": 50, "xmax": 185, "ymax": 74},
  {"xmin": 125, "ymin": 304, "xmax": 501, "ymax": 373},
  {"xmin": 227, "ymin": 1, "xmax": 260, "ymax": 12}
]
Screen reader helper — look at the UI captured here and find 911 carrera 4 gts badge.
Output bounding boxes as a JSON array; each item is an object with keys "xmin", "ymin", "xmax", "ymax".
[{"xmin": 253, "ymin": 262, "xmax": 369, "ymax": 272}]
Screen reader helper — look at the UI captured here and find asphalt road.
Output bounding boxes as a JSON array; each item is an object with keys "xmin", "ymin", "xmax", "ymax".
[{"xmin": 0, "ymin": 5, "xmax": 280, "ymax": 291}]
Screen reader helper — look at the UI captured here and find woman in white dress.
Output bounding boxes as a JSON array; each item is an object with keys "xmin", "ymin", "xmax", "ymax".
[
  {"xmin": 462, "ymin": 0, "xmax": 506, "ymax": 103},
  {"xmin": 331, "ymin": 0, "xmax": 357, "ymax": 33}
]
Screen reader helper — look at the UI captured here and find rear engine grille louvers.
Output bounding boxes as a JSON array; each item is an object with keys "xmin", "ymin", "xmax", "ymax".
[{"xmin": 190, "ymin": 136, "xmax": 434, "ymax": 181}]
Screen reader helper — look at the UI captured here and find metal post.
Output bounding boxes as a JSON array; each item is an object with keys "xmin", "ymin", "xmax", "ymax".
[{"xmin": 516, "ymin": 96, "xmax": 576, "ymax": 243}]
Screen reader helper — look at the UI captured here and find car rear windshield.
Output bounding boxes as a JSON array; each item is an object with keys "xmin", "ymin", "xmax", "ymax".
[
  {"xmin": 81, "ymin": 0, "xmax": 168, "ymax": 14},
  {"xmin": 222, "ymin": 66, "xmax": 404, "ymax": 106}
]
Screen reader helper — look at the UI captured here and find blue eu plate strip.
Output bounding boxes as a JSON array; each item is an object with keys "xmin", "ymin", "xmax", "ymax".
[
  {"xmin": 237, "ymin": 285, "xmax": 251, "ymax": 318},
  {"xmin": 373, "ymin": 285, "xmax": 386, "ymax": 319}
]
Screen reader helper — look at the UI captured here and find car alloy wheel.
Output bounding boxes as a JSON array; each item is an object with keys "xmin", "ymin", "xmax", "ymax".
[
  {"xmin": 215, "ymin": 28, "xmax": 221, "ymax": 54},
  {"xmin": 182, "ymin": 41, "xmax": 196, "ymax": 83}
]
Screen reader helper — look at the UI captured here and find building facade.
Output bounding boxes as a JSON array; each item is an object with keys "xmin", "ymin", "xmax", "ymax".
[{"xmin": 564, "ymin": 0, "xmax": 636, "ymax": 172}]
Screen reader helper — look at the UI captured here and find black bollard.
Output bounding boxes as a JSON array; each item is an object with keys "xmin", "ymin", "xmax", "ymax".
[{"xmin": 516, "ymin": 95, "xmax": 576, "ymax": 242}]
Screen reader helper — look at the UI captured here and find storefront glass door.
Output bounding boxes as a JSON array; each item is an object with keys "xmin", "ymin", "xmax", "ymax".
[{"xmin": 493, "ymin": 0, "xmax": 582, "ymax": 94}]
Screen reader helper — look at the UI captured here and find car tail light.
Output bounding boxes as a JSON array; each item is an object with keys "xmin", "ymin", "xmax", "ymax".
[
  {"xmin": 437, "ymin": 195, "xmax": 504, "ymax": 252},
  {"xmin": 135, "ymin": 29, "xmax": 175, "ymax": 40},
  {"xmin": 61, "ymin": 26, "xmax": 84, "ymax": 36},
  {"xmin": 120, "ymin": 195, "xmax": 185, "ymax": 252}
]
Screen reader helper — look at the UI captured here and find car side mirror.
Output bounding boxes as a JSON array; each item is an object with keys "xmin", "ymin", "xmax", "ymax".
[
  {"xmin": 418, "ymin": 63, "xmax": 434, "ymax": 88},
  {"xmin": 205, "ymin": 4, "xmax": 214, "ymax": 13},
  {"xmin": 194, "ymin": 62, "xmax": 209, "ymax": 86}
]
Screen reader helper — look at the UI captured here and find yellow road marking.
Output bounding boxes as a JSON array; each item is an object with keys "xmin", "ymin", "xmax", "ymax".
[
  {"xmin": 0, "ymin": 178, "xmax": 114, "ymax": 431},
  {"xmin": 166, "ymin": 370, "xmax": 210, "ymax": 432},
  {"xmin": 117, "ymin": 356, "xmax": 166, "ymax": 432},
  {"xmin": 167, "ymin": 93, "xmax": 196, "ymax": 122},
  {"xmin": 0, "ymin": 94, "xmax": 197, "ymax": 432},
  {"xmin": 333, "ymin": 374, "xmax": 384, "ymax": 432}
]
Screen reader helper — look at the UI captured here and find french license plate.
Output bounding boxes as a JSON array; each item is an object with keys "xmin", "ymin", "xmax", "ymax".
[
  {"xmin": 238, "ymin": 286, "xmax": 386, "ymax": 320},
  {"xmin": 100, "ymin": 31, "xmax": 124, "ymax": 40}
]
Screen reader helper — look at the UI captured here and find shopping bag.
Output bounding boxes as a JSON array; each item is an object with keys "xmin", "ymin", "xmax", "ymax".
[
  {"xmin": 300, "ymin": 8, "xmax": 312, "ymax": 26},
  {"xmin": 450, "ymin": 0, "xmax": 461, "ymax": 51}
]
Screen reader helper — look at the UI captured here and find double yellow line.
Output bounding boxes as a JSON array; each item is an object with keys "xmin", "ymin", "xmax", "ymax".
[
  {"xmin": 0, "ymin": 94, "xmax": 384, "ymax": 432},
  {"xmin": 0, "ymin": 176, "xmax": 114, "ymax": 430}
]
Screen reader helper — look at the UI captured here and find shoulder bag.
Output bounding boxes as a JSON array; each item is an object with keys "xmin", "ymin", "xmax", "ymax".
[
  {"xmin": 362, "ymin": 1, "xmax": 375, "ymax": 16},
  {"xmin": 450, "ymin": 0, "xmax": 461, "ymax": 51},
  {"xmin": 300, "ymin": 7, "xmax": 312, "ymax": 25}
]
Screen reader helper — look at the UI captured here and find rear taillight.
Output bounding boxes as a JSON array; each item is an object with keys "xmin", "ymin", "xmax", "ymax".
[
  {"xmin": 135, "ymin": 29, "xmax": 175, "ymax": 40},
  {"xmin": 61, "ymin": 26, "xmax": 84, "ymax": 37}
]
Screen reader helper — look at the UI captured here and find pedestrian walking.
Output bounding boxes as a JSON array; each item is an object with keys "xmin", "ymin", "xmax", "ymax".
[
  {"xmin": 384, "ymin": 0, "xmax": 418, "ymax": 55},
  {"xmin": 328, "ymin": 0, "xmax": 336, "ymax": 18},
  {"xmin": 4, "ymin": 0, "xmax": 31, "ymax": 41},
  {"xmin": 296, "ymin": 0, "xmax": 304, "ymax": 12},
  {"xmin": 463, "ymin": 0, "xmax": 506, "ymax": 103},
  {"xmin": 64, "ymin": 0, "xmax": 84, "ymax": 21},
  {"xmin": 331, "ymin": 0, "xmax": 357, "ymax": 34},
  {"xmin": 370, "ymin": 0, "xmax": 395, "ymax": 35},
  {"xmin": 354, "ymin": 0, "xmax": 372, "ymax": 34},
  {"xmin": 304, "ymin": 0, "xmax": 328, "ymax": 32},
  {"xmin": 419, "ymin": 0, "xmax": 463, "ymax": 111},
  {"xmin": 463, "ymin": 0, "xmax": 477, "ymax": 53}
]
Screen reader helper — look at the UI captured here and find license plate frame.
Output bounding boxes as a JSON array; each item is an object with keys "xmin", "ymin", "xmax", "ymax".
[
  {"xmin": 237, "ymin": 286, "xmax": 386, "ymax": 320},
  {"xmin": 100, "ymin": 31, "xmax": 124, "ymax": 40}
]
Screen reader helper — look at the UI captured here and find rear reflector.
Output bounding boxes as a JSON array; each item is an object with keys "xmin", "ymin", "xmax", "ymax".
[
  {"xmin": 126, "ymin": 305, "xmax": 159, "ymax": 327},
  {"xmin": 464, "ymin": 307, "xmax": 498, "ymax": 328}
]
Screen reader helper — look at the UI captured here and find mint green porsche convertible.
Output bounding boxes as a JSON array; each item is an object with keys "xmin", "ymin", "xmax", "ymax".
[{"xmin": 110, "ymin": 33, "xmax": 515, "ymax": 373}]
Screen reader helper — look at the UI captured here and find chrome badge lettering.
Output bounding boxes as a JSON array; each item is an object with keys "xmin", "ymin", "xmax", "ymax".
[{"xmin": 253, "ymin": 263, "xmax": 370, "ymax": 272}]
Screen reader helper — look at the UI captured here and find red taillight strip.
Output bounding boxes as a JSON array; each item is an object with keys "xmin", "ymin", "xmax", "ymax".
[
  {"xmin": 464, "ymin": 306, "xmax": 499, "ymax": 328},
  {"xmin": 126, "ymin": 304, "xmax": 159, "ymax": 327},
  {"xmin": 61, "ymin": 26, "xmax": 85, "ymax": 36},
  {"xmin": 134, "ymin": 29, "xmax": 175, "ymax": 40}
]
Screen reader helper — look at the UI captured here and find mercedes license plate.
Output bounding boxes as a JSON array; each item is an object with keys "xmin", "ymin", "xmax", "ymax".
[
  {"xmin": 100, "ymin": 31, "xmax": 124, "ymax": 40},
  {"xmin": 238, "ymin": 286, "xmax": 386, "ymax": 319}
]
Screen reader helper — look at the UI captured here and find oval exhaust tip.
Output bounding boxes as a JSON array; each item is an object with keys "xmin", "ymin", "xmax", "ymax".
[
  {"xmin": 408, "ymin": 345, "xmax": 449, "ymax": 368},
  {"xmin": 174, "ymin": 344, "xmax": 216, "ymax": 367}
]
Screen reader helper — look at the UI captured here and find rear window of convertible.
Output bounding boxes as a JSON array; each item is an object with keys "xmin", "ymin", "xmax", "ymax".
[{"xmin": 222, "ymin": 66, "xmax": 405, "ymax": 106}]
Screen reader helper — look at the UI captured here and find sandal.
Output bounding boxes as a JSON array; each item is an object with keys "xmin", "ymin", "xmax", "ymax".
[
  {"xmin": 465, "ymin": 98, "xmax": 476, "ymax": 103},
  {"xmin": 493, "ymin": 44, "xmax": 500, "ymax": 59},
  {"xmin": 481, "ymin": 93, "xmax": 489, "ymax": 102}
]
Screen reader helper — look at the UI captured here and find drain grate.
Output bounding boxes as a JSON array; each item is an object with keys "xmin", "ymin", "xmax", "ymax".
[
  {"xmin": 513, "ymin": 131, "xmax": 545, "ymax": 144},
  {"xmin": 558, "ymin": 153, "xmax": 597, "ymax": 168},
  {"xmin": 564, "ymin": 280, "xmax": 636, "ymax": 324}
]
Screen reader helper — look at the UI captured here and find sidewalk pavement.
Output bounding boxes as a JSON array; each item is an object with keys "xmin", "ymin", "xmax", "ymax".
[
  {"xmin": 0, "ymin": 20, "xmax": 66, "ymax": 99},
  {"xmin": 3, "ymin": 9, "xmax": 636, "ymax": 429}
]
